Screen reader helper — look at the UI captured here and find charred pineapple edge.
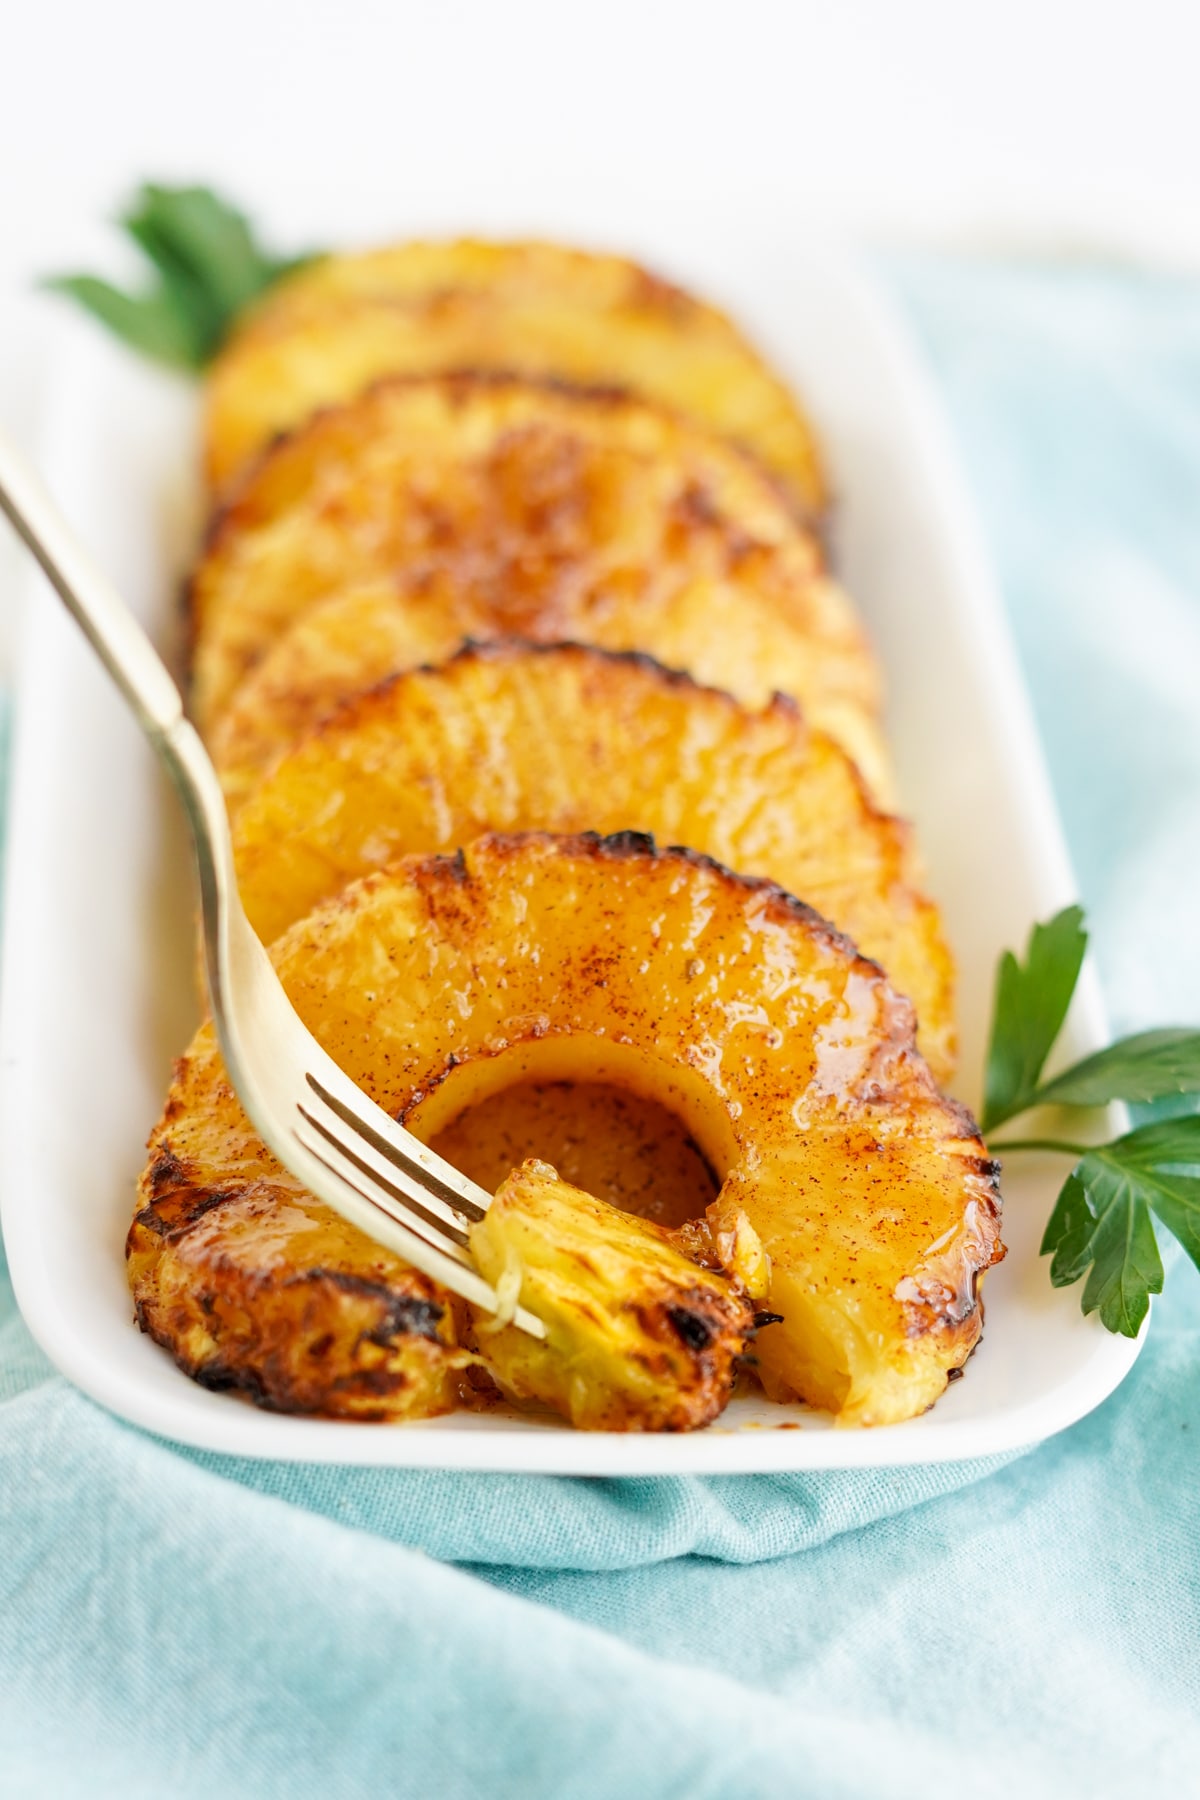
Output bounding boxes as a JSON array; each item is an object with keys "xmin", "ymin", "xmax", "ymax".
[
  {"xmin": 128, "ymin": 829, "xmax": 1002, "ymax": 1429},
  {"xmin": 126, "ymin": 1142, "xmax": 467, "ymax": 1423}
]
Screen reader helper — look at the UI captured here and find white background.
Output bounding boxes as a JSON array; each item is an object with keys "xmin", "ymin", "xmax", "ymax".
[{"xmin": 2, "ymin": 0, "xmax": 1198, "ymax": 670}]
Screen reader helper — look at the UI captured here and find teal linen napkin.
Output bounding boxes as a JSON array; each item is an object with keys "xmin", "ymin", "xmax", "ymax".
[{"xmin": 2, "ymin": 259, "xmax": 1198, "ymax": 1797}]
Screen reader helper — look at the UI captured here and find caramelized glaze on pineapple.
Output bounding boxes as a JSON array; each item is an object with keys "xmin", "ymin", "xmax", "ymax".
[
  {"xmin": 191, "ymin": 377, "xmax": 884, "ymax": 793},
  {"xmin": 130, "ymin": 834, "xmax": 1001, "ymax": 1427},
  {"xmin": 203, "ymin": 238, "xmax": 827, "ymax": 510},
  {"xmin": 229, "ymin": 643, "xmax": 954, "ymax": 1079}
]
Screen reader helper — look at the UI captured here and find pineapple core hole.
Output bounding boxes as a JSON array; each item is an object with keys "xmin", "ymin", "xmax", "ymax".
[{"xmin": 428, "ymin": 1082, "xmax": 720, "ymax": 1231}]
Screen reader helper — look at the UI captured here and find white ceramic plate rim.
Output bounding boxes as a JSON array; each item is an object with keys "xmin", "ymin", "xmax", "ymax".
[{"xmin": 0, "ymin": 244, "xmax": 1144, "ymax": 1473}]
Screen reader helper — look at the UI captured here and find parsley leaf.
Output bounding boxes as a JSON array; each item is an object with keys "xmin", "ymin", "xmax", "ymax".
[
  {"xmin": 984, "ymin": 908, "xmax": 1200, "ymax": 1333},
  {"xmin": 1039, "ymin": 1116, "xmax": 1200, "ymax": 1335},
  {"xmin": 44, "ymin": 183, "xmax": 319, "ymax": 370},
  {"xmin": 1032, "ymin": 1028, "xmax": 1200, "ymax": 1110},
  {"xmin": 982, "ymin": 906, "xmax": 1088, "ymax": 1131},
  {"xmin": 40, "ymin": 275, "xmax": 202, "ymax": 368},
  {"xmin": 1041, "ymin": 1169, "xmax": 1163, "ymax": 1336},
  {"xmin": 1082, "ymin": 1116, "xmax": 1200, "ymax": 1266}
]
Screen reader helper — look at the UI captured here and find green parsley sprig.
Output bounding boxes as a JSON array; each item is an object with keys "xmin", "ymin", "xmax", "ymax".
[
  {"xmin": 45, "ymin": 184, "xmax": 319, "ymax": 369},
  {"xmin": 983, "ymin": 908, "xmax": 1200, "ymax": 1335}
]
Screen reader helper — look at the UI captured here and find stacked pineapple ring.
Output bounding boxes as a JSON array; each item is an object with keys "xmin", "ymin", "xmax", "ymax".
[{"xmin": 130, "ymin": 241, "xmax": 1002, "ymax": 1431}]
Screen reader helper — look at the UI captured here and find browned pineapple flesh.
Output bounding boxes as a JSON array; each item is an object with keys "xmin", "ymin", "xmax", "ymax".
[
  {"xmin": 212, "ymin": 575, "xmax": 891, "ymax": 815},
  {"xmin": 203, "ymin": 238, "xmax": 827, "ymax": 511},
  {"xmin": 230, "ymin": 643, "xmax": 955, "ymax": 1081},
  {"xmin": 432, "ymin": 1081, "xmax": 721, "ymax": 1229},
  {"xmin": 190, "ymin": 375, "xmax": 887, "ymax": 795},
  {"xmin": 127, "ymin": 1144, "xmax": 466, "ymax": 1421},
  {"xmin": 470, "ymin": 1160, "xmax": 754, "ymax": 1431},
  {"xmin": 130, "ymin": 834, "xmax": 1002, "ymax": 1428}
]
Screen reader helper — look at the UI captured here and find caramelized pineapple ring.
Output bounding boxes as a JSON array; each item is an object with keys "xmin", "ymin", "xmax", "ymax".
[
  {"xmin": 470, "ymin": 1160, "xmax": 754, "ymax": 1431},
  {"xmin": 191, "ymin": 376, "xmax": 883, "ymax": 792},
  {"xmin": 203, "ymin": 236, "xmax": 827, "ymax": 510},
  {"xmin": 230, "ymin": 642, "xmax": 955, "ymax": 1081},
  {"xmin": 131, "ymin": 834, "xmax": 1002, "ymax": 1428}
]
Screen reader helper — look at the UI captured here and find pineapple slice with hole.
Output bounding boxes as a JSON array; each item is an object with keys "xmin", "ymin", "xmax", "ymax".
[
  {"xmin": 229, "ymin": 642, "xmax": 955, "ymax": 1080},
  {"xmin": 203, "ymin": 237, "xmax": 827, "ymax": 511},
  {"xmin": 468, "ymin": 1159, "xmax": 754, "ymax": 1432},
  {"xmin": 190, "ymin": 375, "xmax": 882, "ymax": 795},
  {"xmin": 130, "ymin": 833, "xmax": 1002, "ymax": 1427}
]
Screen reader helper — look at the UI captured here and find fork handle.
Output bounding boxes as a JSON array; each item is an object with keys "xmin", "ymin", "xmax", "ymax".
[
  {"xmin": 0, "ymin": 429, "xmax": 185, "ymax": 741},
  {"xmin": 0, "ymin": 430, "xmax": 242, "ymax": 1004}
]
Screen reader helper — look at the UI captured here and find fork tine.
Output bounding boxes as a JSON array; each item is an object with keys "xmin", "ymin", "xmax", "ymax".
[
  {"xmin": 304, "ymin": 1072, "xmax": 491, "ymax": 1223},
  {"xmin": 294, "ymin": 1117, "xmax": 473, "ymax": 1264},
  {"xmin": 296, "ymin": 1102, "xmax": 473, "ymax": 1252},
  {"xmin": 292, "ymin": 1125, "xmax": 547, "ymax": 1338}
]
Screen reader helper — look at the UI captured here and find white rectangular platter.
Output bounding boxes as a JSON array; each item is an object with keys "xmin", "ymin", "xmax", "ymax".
[{"xmin": 0, "ymin": 245, "xmax": 1143, "ymax": 1473}]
